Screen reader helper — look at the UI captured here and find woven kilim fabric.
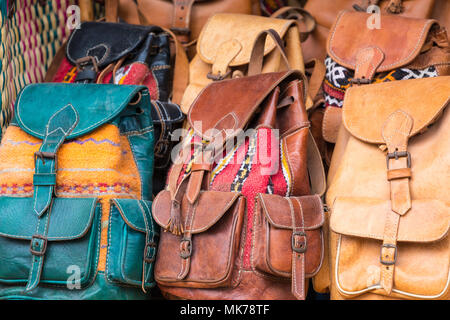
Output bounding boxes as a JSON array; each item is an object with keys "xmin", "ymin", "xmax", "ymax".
[
  {"xmin": 0, "ymin": 0, "xmax": 74, "ymax": 133},
  {"xmin": 323, "ymin": 56, "xmax": 439, "ymax": 109},
  {"xmin": 175, "ymin": 127, "xmax": 292, "ymax": 268}
]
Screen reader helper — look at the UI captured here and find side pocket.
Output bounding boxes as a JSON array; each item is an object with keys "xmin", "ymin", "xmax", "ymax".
[{"xmin": 106, "ymin": 199, "xmax": 159, "ymax": 290}]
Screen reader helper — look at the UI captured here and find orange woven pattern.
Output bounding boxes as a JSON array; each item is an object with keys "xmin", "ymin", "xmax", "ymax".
[{"xmin": 0, "ymin": 124, "xmax": 142, "ymax": 270}]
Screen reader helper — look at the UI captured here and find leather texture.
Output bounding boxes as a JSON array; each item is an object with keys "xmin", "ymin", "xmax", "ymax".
[
  {"xmin": 320, "ymin": 10, "xmax": 450, "ymax": 144},
  {"xmin": 179, "ymin": 13, "xmax": 309, "ymax": 114},
  {"xmin": 153, "ymin": 70, "xmax": 326, "ymax": 300},
  {"xmin": 0, "ymin": 83, "xmax": 157, "ymax": 299},
  {"xmin": 323, "ymin": 76, "xmax": 450, "ymax": 300},
  {"xmin": 252, "ymin": 193, "xmax": 325, "ymax": 300}
]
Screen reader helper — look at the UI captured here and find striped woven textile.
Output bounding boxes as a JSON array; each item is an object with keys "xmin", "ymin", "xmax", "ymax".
[{"xmin": 0, "ymin": 0, "xmax": 76, "ymax": 133}]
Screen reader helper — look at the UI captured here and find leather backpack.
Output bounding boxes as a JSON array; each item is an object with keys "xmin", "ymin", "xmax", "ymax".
[
  {"xmin": 0, "ymin": 83, "xmax": 158, "ymax": 299},
  {"xmin": 46, "ymin": 21, "xmax": 186, "ymax": 195},
  {"xmin": 179, "ymin": 13, "xmax": 320, "ymax": 114},
  {"xmin": 314, "ymin": 11, "xmax": 450, "ymax": 165},
  {"xmin": 302, "ymin": 0, "xmax": 444, "ymax": 63},
  {"xmin": 320, "ymin": 76, "xmax": 450, "ymax": 300},
  {"xmin": 151, "ymin": 31, "xmax": 327, "ymax": 299}
]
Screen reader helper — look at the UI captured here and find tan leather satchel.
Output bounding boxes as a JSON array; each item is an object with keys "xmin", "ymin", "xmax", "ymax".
[
  {"xmin": 152, "ymin": 36, "xmax": 327, "ymax": 298},
  {"xmin": 321, "ymin": 76, "xmax": 450, "ymax": 300},
  {"xmin": 179, "ymin": 13, "xmax": 315, "ymax": 114}
]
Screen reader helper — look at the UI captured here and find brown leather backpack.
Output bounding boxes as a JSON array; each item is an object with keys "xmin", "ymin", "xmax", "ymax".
[
  {"xmin": 151, "ymin": 32, "xmax": 327, "ymax": 299},
  {"xmin": 320, "ymin": 76, "xmax": 450, "ymax": 300},
  {"xmin": 311, "ymin": 11, "xmax": 450, "ymax": 167}
]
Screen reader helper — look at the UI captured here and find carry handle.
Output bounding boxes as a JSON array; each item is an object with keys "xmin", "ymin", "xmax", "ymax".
[
  {"xmin": 247, "ymin": 29, "xmax": 290, "ymax": 77},
  {"xmin": 104, "ymin": 0, "xmax": 120, "ymax": 22},
  {"xmin": 270, "ymin": 6, "xmax": 316, "ymax": 42},
  {"xmin": 79, "ymin": 0, "xmax": 94, "ymax": 22}
]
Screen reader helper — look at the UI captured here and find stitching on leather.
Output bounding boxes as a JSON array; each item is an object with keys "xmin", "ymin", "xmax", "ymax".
[
  {"xmin": 328, "ymin": 11, "xmax": 434, "ymax": 70},
  {"xmin": 86, "ymin": 44, "xmax": 110, "ymax": 65}
]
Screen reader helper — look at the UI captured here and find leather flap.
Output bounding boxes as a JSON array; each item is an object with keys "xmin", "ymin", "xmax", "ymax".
[
  {"xmin": 188, "ymin": 71, "xmax": 304, "ymax": 140},
  {"xmin": 152, "ymin": 190, "xmax": 241, "ymax": 234},
  {"xmin": 0, "ymin": 197, "xmax": 99, "ymax": 241},
  {"xmin": 257, "ymin": 193, "xmax": 324, "ymax": 230},
  {"xmin": 151, "ymin": 101, "xmax": 185, "ymax": 126},
  {"xmin": 327, "ymin": 11, "xmax": 438, "ymax": 71},
  {"xmin": 197, "ymin": 13, "xmax": 296, "ymax": 66},
  {"xmin": 66, "ymin": 22, "xmax": 162, "ymax": 68},
  {"xmin": 330, "ymin": 197, "xmax": 449, "ymax": 243},
  {"xmin": 111, "ymin": 199, "xmax": 154, "ymax": 234},
  {"xmin": 343, "ymin": 77, "xmax": 450, "ymax": 144},
  {"xmin": 13, "ymin": 83, "xmax": 147, "ymax": 140}
]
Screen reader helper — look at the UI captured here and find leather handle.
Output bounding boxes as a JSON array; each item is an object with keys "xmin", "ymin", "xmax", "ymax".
[
  {"xmin": 248, "ymin": 29, "xmax": 290, "ymax": 77},
  {"xmin": 79, "ymin": 0, "xmax": 94, "ymax": 22},
  {"xmin": 270, "ymin": 6, "xmax": 316, "ymax": 42}
]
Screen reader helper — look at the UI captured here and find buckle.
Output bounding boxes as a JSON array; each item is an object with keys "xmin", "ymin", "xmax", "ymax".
[
  {"xmin": 380, "ymin": 243, "xmax": 397, "ymax": 265},
  {"xmin": 179, "ymin": 238, "xmax": 192, "ymax": 259},
  {"xmin": 154, "ymin": 139, "xmax": 169, "ymax": 158},
  {"xmin": 386, "ymin": 150, "xmax": 411, "ymax": 169},
  {"xmin": 206, "ymin": 70, "xmax": 232, "ymax": 81},
  {"xmin": 75, "ymin": 56, "xmax": 99, "ymax": 73},
  {"xmin": 30, "ymin": 235, "xmax": 48, "ymax": 257},
  {"xmin": 292, "ymin": 231, "xmax": 307, "ymax": 254},
  {"xmin": 34, "ymin": 151, "xmax": 56, "ymax": 165},
  {"xmin": 144, "ymin": 242, "xmax": 157, "ymax": 263}
]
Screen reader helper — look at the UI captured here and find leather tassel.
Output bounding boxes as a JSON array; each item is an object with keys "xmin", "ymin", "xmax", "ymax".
[{"xmin": 166, "ymin": 199, "xmax": 184, "ymax": 236}]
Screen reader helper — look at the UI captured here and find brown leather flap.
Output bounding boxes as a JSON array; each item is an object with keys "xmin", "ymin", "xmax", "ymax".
[
  {"xmin": 343, "ymin": 76, "xmax": 450, "ymax": 144},
  {"xmin": 152, "ymin": 190, "xmax": 241, "ymax": 233},
  {"xmin": 197, "ymin": 13, "xmax": 296, "ymax": 66},
  {"xmin": 257, "ymin": 193, "xmax": 324, "ymax": 230},
  {"xmin": 327, "ymin": 10, "xmax": 438, "ymax": 71},
  {"xmin": 330, "ymin": 197, "xmax": 449, "ymax": 243},
  {"xmin": 188, "ymin": 70, "xmax": 305, "ymax": 140}
]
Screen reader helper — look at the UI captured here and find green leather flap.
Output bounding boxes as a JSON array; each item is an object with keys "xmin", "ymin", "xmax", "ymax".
[
  {"xmin": 13, "ymin": 83, "xmax": 147, "ymax": 140},
  {"xmin": 111, "ymin": 199, "xmax": 154, "ymax": 233},
  {"xmin": 0, "ymin": 197, "xmax": 98, "ymax": 241}
]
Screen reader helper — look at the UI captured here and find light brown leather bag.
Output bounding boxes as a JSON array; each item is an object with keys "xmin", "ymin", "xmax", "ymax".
[
  {"xmin": 302, "ymin": 0, "xmax": 440, "ymax": 63},
  {"xmin": 314, "ymin": 11, "xmax": 450, "ymax": 168},
  {"xmin": 152, "ymin": 35, "xmax": 326, "ymax": 298},
  {"xmin": 179, "ymin": 13, "xmax": 317, "ymax": 114},
  {"xmin": 320, "ymin": 76, "xmax": 450, "ymax": 300}
]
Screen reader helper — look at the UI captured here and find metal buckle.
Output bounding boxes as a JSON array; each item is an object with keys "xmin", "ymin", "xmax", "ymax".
[
  {"xmin": 291, "ymin": 231, "xmax": 307, "ymax": 254},
  {"xmin": 34, "ymin": 151, "xmax": 56, "ymax": 165},
  {"xmin": 179, "ymin": 238, "xmax": 192, "ymax": 259},
  {"xmin": 75, "ymin": 56, "xmax": 99, "ymax": 73},
  {"xmin": 30, "ymin": 235, "xmax": 48, "ymax": 257},
  {"xmin": 206, "ymin": 70, "xmax": 232, "ymax": 81},
  {"xmin": 380, "ymin": 243, "xmax": 397, "ymax": 266},
  {"xmin": 154, "ymin": 139, "xmax": 169, "ymax": 158},
  {"xmin": 386, "ymin": 150, "xmax": 411, "ymax": 169},
  {"xmin": 144, "ymin": 242, "xmax": 157, "ymax": 263}
]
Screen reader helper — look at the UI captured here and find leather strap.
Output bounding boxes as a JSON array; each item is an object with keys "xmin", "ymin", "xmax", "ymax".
[
  {"xmin": 171, "ymin": 0, "xmax": 196, "ymax": 45},
  {"xmin": 305, "ymin": 59, "xmax": 326, "ymax": 111},
  {"xmin": 270, "ymin": 6, "xmax": 316, "ymax": 42},
  {"xmin": 379, "ymin": 110, "xmax": 413, "ymax": 294},
  {"xmin": 105, "ymin": 0, "xmax": 119, "ymax": 22},
  {"xmin": 307, "ymin": 131, "xmax": 326, "ymax": 197},
  {"xmin": 353, "ymin": 47, "xmax": 384, "ymax": 85},
  {"xmin": 140, "ymin": 200, "xmax": 157, "ymax": 293},
  {"xmin": 26, "ymin": 105, "xmax": 79, "ymax": 292},
  {"xmin": 177, "ymin": 199, "xmax": 195, "ymax": 280},
  {"xmin": 79, "ymin": 0, "xmax": 94, "ymax": 22},
  {"xmin": 248, "ymin": 29, "xmax": 290, "ymax": 77},
  {"xmin": 289, "ymin": 197, "xmax": 307, "ymax": 300}
]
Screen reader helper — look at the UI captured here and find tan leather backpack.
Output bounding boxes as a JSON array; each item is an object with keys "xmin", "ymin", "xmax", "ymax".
[
  {"xmin": 179, "ymin": 13, "xmax": 321, "ymax": 114},
  {"xmin": 318, "ymin": 76, "xmax": 450, "ymax": 300}
]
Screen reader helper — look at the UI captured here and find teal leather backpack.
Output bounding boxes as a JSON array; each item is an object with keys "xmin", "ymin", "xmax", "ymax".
[{"xmin": 0, "ymin": 83, "xmax": 158, "ymax": 299}]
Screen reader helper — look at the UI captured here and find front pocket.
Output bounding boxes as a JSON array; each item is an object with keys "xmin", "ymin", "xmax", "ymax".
[
  {"xmin": 106, "ymin": 199, "xmax": 158, "ymax": 290},
  {"xmin": 0, "ymin": 197, "xmax": 101, "ymax": 288},
  {"xmin": 152, "ymin": 190, "xmax": 245, "ymax": 288},
  {"xmin": 330, "ymin": 197, "xmax": 450, "ymax": 300}
]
